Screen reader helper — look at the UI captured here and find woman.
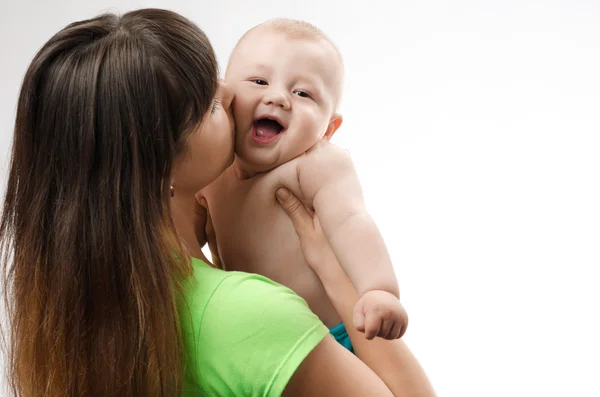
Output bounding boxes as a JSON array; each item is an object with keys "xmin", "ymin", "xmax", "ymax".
[{"xmin": 0, "ymin": 8, "xmax": 434, "ymax": 396}]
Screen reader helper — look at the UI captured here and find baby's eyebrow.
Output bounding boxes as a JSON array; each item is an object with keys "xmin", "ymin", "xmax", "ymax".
[
  {"xmin": 253, "ymin": 63, "xmax": 272, "ymax": 72},
  {"xmin": 298, "ymin": 75, "xmax": 319, "ymax": 85},
  {"xmin": 297, "ymin": 75, "xmax": 327, "ymax": 92}
]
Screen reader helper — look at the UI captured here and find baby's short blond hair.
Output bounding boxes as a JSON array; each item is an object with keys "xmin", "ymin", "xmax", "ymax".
[{"xmin": 236, "ymin": 18, "xmax": 341, "ymax": 59}]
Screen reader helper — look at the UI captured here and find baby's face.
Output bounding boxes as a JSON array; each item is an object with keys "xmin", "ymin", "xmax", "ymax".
[{"xmin": 226, "ymin": 29, "xmax": 342, "ymax": 173}]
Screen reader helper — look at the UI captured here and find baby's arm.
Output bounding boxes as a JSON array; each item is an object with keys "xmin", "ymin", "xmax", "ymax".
[
  {"xmin": 297, "ymin": 141, "xmax": 399, "ymax": 299},
  {"xmin": 276, "ymin": 188, "xmax": 433, "ymax": 396}
]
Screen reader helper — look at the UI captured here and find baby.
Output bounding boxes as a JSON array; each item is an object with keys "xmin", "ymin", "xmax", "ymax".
[{"xmin": 198, "ymin": 19, "xmax": 408, "ymax": 348}]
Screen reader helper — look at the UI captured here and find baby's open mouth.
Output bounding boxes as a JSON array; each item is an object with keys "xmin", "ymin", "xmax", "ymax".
[{"xmin": 254, "ymin": 118, "xmax": 284, "ymax": 139}]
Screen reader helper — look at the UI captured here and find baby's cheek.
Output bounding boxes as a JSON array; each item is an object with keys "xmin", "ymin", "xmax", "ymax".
[{"xmin": 307, "ymin": 108, "xmax": 329, "ymax": 130}]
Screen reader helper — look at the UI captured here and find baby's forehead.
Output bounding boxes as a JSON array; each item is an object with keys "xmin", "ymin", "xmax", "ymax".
[
  {"xmin": 235, "ymin": 27, "xmax": 338, "ymax": 62},
  {"xmin": 232, "ymin": 28, "xmax": 342, "ymax": 84}
]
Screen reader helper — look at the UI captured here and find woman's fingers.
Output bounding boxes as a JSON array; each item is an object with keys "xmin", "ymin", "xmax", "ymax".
[
  {"xmin": 276, "ymin": 188, "xmax": 337, "ymax": 272},
  {"xmin": 276, "ymin": 188, "xmax": 313, "ymax": 235}
]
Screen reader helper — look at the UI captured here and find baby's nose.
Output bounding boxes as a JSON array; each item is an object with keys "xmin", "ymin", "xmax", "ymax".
[{"xmin": 263, "ymin": 89, "xmax": 291, "ymax": 110}]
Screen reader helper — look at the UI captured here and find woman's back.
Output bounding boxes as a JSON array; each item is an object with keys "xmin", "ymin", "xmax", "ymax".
[{"xmin": 179, "ymin": 257, "xmax": 328, "ymax": 396}]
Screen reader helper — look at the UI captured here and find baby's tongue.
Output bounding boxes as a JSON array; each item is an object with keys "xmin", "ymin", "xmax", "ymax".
[{"xmin": 255, "ymin": 119, "xmax": 282, "ymax": 139}]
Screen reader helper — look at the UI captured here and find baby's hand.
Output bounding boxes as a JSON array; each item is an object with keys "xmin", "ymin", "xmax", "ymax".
[{"xmin": 353, "ymin": 290, "xmax": 408, "ymax": 340}]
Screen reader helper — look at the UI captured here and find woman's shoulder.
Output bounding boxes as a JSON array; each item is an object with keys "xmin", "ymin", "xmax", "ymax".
[
  {"xmin": 180, "ymin": 256, "xmax": 326, "ymax": 339},
  {"xmin": 179, "ymin": 257, "xmax": 329, "ymax": 396},
  {"xmin": 180, "ymin": 257, "xmax": 294, "ymax": 312}
]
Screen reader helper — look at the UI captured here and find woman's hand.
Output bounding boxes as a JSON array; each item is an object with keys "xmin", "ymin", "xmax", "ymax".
[{"xmin": 275, "ymin": 188, "xmax": 337, "ymax": 276}]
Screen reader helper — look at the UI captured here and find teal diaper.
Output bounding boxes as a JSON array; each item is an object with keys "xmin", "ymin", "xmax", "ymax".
[{"xmin": 329, "ymin": 322, "xmax": 354, "ymax": 354}]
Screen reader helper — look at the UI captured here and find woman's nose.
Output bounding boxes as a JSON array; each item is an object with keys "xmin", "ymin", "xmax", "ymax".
[{"xmin": 219, "ymin": 79, "xmax": 235, "ymax": 110}]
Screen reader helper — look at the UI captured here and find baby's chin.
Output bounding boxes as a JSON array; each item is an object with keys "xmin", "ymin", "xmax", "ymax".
[{"xmin": 234, "ymin": 143, "xmax": 302, "ymax": 175}]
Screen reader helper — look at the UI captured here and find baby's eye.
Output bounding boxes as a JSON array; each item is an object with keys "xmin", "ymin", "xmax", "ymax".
[
  {"xmin": 293, "ymin": 90, "xmax": 311, "ymax": 98},
  {"xmin": 252, "ymin": 79, "xmax": 268, "ymax": 86}
]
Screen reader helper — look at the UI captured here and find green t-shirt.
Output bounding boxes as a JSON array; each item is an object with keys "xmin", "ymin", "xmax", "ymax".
[{"xmin": 179, "ymin": 257, "xmax": 329, "ymax": 396}]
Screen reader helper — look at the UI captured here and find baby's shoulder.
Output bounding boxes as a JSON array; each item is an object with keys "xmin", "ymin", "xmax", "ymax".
[
  {"xmin": 302, "ymin": 140, "xmax": 354, "ymax": 173},
  {"xmin": 305, "ymin": 139, "xmax": 349, "ymax": 159},
  {"xmin": 294, "ymin": 141, "xmax": 356, "ymax": 200},
  {"xmin": 260, "ymin": 157, "xmax": 303, "ymax": 190},
  {"xmin": 300, "ymin": 140, "xmax": 355, "ymax": 178},
  {"xmin": 197, "ymin": 165, "xmax": 230, "ymax": 201}
]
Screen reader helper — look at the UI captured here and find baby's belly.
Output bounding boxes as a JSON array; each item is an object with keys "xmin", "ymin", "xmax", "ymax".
[{"xmin": 220, "ymin": 211, "xmax": 341, "ymax": 328}]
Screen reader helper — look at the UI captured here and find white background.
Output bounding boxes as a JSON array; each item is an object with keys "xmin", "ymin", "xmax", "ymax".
[{"xmin": 1, "ymin": 1, "xmax": 599, "ymax": 396}]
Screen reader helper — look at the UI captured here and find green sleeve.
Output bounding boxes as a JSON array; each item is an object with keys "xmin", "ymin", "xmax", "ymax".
[{"xmin": 194, "ymin": 273, "xmax": 329, "ymax": 396}]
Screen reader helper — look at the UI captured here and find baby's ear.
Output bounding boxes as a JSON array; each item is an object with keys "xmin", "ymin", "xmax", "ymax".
[{"xmin": 323, "ymin": 114, "xmax": 343, "ymax": 141}]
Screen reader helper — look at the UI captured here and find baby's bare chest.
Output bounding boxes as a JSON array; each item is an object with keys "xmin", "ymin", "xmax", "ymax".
[{"xmin": 205, "ymin": 165, "xmax": 307, "ymax": 271}]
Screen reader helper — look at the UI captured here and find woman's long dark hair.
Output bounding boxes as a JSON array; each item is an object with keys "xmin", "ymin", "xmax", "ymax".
[{"xmin": 0, "ymin": 8, "xmax": 217, "ymax": 396}]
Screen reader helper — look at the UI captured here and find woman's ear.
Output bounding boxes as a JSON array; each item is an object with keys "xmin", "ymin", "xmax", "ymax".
[{"xmin": 323, "ymin": 114, "xmax": 343, "ymax": 141}]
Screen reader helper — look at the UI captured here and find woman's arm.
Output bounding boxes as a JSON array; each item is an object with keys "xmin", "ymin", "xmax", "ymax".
[
  {"xmin": 283, "ymin": 336, "xmax": 394, "ymax": 396},
  {"xmin": 277, "ymin": 188, "xmax": 437, "ymax": 397}
]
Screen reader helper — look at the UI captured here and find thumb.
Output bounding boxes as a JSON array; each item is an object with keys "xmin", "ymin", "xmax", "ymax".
[
  {"xmin": 353, "ymin": 300, "xmax": 366, "ymax": 333},
  {"xmin": 276, "ymin": 188, "xmax": 313, "ymax": 235}
]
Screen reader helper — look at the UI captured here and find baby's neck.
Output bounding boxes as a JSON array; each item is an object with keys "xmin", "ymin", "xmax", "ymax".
[
  {"xmin": 233, "ymin": 160, "xmax": 255, "ymax": 180},
  {"xmin": 232, "ymin": 157, "xmax": 273, "ymax": 180}
]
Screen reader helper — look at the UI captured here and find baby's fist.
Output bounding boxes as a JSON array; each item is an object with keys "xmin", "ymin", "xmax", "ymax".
[{"xmin": 353, "ymin": 290, "xmax": 408, "ymax": 340}]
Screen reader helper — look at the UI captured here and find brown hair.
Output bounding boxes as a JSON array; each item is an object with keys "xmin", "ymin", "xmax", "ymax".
[{"xmin": 0, "ymin": 8, "xmax": 217, "ymax": 396}]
